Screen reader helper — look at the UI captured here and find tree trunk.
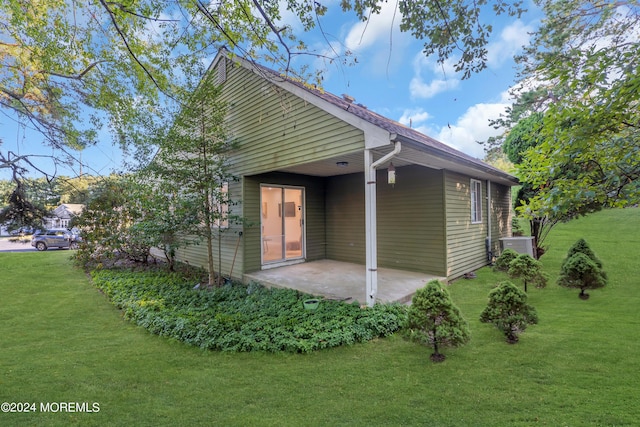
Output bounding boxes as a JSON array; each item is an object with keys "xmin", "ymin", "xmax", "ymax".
[
  {"xmin": 530, "ymin": 219, "xmax": 542, "ymax": 259},
  {"xmin": 430, "ymin": 330, "xmax": 445, "ymax": 362},
  {"xmin": 217, "ymin": 226, "xmax": 223, "ymax": 286},
  {"xmin": 207, "ymin": 232, "xmax": 215, "ymax": 287}
]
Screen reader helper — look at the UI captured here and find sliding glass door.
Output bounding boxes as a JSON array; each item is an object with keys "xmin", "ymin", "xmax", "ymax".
[{"xmin": 261, "ymin": 185, "xmax": 305, "ymax": 264}]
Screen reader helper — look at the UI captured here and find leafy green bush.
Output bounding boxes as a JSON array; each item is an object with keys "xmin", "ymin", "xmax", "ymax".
[
  {"xmin": 494, "ymin": 248, "xmax": 518, "ymax": 272},
  {"xmin": 404, "ymin": 280, "xmax": 470, "ymax": 362},
  {"xmin": 91, "ymin": 269, "xmax": 408, "ymax": 353},
  {"xmin": 480, "ymin": 281, "xmax": 538, "ymax": 343}
]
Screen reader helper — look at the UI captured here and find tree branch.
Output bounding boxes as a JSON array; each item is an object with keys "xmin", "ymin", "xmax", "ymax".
[
  {"xmin": 250, "ymin": 0, "xmax": 292, "ymax": 71},
  {"xmin": 98, "ymin": 0, "xmax": 164, "ymax": 92},
  {"xmin": 42, "ymin": 61, "xmax": 107, "ymax": 80}
]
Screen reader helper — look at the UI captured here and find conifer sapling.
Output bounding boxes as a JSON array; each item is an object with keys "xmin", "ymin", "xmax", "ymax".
[
  {"xmin": 405, "ymin": 280, "xmax": 470, "ymax": 362},
  {"xmin": 480, "ymin": 281, "xmax": 538, "ymax": 344}
]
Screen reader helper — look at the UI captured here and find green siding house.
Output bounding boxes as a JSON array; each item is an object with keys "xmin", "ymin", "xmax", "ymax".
[{"xmin": 175, "ymin": 49, "xmax": 518, "ymax": 306}]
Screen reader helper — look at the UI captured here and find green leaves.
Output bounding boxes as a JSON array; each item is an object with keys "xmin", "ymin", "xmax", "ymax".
[
  {"xmin": 148, "ymin": 74, "xmax": 237, "ymax": 284},
  {"xmin": 397, "ymin": 0, "xmax": 525, "ymax": 79},
  {"xmin": 508, "ymin": 1, "xmax": 640, "ymax": 220},
  {"xmin": 91, "ymin": 269, "xmax": 408, "ymax": 353}
]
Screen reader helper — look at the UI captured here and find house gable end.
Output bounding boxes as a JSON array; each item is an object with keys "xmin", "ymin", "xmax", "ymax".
[{"xmin": 216, "ymin": 58, "xmax": 367, "ymax": 177}]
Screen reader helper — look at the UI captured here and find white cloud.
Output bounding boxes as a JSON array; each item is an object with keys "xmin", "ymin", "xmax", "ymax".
[
  {"xmin": 399, "ymin": 108, "xmax": 431, "ymax": 127},
  {"xmin": 486, "ymin": 20, "xmax": 535, "ymax": 69},
  {"xmin": 275, "ymin": 0, "xmax": 305, "ymax": 34},
  {"xmin": 340, "ymin": 2, "xmax": 412, "ymax": 76},
  {"xmin": 408, "ymin": 19, "xmax": 535, "ymax": 100},
  {"xmin": 344, "ymin": 2, "xmax": 402, "ymax": 51},
  {"xmin": 427, "ymin": 91, "xmax": 512, "ymax": 158},
  {"xmin": 409, "ymin": 53, "xmax": 460, "ymax": 99}
]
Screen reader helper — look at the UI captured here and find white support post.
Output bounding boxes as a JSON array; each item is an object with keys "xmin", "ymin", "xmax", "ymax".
[
  {"xmin": 364, "ymin": 141, "xmax": 401, "ymax": 307},
  {"xmin": 364, "ymin": 149, "xmax": 377, "ymax": 307},
  {"xmin": 487, "ymin": 180, "xmax": 492, "ymax": 261}
]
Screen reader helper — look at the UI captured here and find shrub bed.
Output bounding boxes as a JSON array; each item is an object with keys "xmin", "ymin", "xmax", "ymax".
[{"xmin": 92, "ymin": 269, "xmax": 408, "ymax": 353}]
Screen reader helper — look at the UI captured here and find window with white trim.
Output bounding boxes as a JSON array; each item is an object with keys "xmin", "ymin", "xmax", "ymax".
[{"xmin": 470, "ymin": 179, "xmax": 482, "ymax": 223}]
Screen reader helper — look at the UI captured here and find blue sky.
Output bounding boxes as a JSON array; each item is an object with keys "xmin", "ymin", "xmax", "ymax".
[
  {"xmin": 0, "ymin": 1, "xmax": 542, "ymax": 180},
  {"xmin": 304, "ymin": 1, "xmax": 541, "ymax": 157}
]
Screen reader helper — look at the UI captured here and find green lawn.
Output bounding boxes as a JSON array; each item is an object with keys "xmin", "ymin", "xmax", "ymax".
[{"xmin": 1, "ymin": 208, "xmax": 639, "ymax": 426}]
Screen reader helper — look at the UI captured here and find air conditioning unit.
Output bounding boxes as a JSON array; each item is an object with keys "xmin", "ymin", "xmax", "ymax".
[{"xmin": 499, "ymin": 237, "xmax": 536, "ymax": 258}]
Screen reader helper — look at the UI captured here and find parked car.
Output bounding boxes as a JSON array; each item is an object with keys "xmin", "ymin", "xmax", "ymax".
[
  {"xmin": 10, "ymin": 226, "xmax": 35, "ymax": 236},
  {"xmin": 31, "ymin": 228, "xmax": 79, "ymax": 251}
]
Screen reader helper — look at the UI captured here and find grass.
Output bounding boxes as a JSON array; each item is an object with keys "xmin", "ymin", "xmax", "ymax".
[{"xmin": 1, "ymin": 208, "xmax": 639, "ymax": 426}]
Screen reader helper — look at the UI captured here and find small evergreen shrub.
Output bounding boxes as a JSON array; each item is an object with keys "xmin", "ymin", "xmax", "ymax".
[
  {"xmin": 480, "ymin": 281, "xmax": 538, "ymax": 343},
  {"xmin": 558, "ymin": 238, "xmax": 607, "ymax": 299},
  {"xmin": 405, "ymin": 280, "xmax": 470, "ymax": 362},
  {"xmin": 508, "ymin": 253, "xmax": 548, "ymax": 292},
  {"xmin": 91, "ymin": 269, "xmax": 408, "ymax": 353},
  {"xmin": 557, "ymin": 252, "xmax": 607, "ymax": 299},
  {"xmin": 494, "ymin": 248, "xmax": 518, "ymax": 272},
  {"xmin": 560, "ymin": 238, "xmax": 607, "ymax": 280},
  {"xmin": 511, "ymin": 216, "xmax": 525, "ymax": 236}
]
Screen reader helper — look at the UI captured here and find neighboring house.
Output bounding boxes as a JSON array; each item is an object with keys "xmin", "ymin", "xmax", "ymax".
[
  {"xmin": 43, "ymin": 204, "xmax": 84, "ymax": 229},
  {"xmin": 172, "ymin": 49, "xmax": 518, "ymax": 306}
]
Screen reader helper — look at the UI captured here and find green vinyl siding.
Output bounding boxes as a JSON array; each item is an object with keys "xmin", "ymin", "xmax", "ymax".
[
  {"xmin": 175, "ymin": 57, "xmax": 364, "ymax": 276},
  {"xmin": 221, "ymin": 63, "xmax": 365, "ymax": 176},
  {"xmin": 377, "ymin": 166, "xmax": 446, "ymax": 275},
  {"xmin": 326, "ymin": 165, "xmax": 446, "ymax": 276},
  {"xmin": 169, "ymin": 57, "xmax": 516, "ymax": 281},
  {"xmin": 489, "ymin": 183, "xmax": 512, "ymax": 256},
  {"xmin": 243, "ymin": 172, "xmax": 326, "ymax": 273},
  {"xmin": 444, "ymin": 171, "xmax": 489, "ymax": 279},
  {"xmin": 325, "ymin": 173, "xmax": 365, "ymax": 264}
]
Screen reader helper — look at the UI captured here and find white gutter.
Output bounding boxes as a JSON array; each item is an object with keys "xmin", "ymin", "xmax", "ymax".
[{"xmin": 364, "ymin": 139, "xmax": 401, "ymax": 307}]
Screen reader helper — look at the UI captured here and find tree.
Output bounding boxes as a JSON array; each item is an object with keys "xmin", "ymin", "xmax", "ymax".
[
  {"xmin": 405, "ymin": 279, "xmax": 470, "ymax": 362},
  {"xmin": 73, "ymin": 175, "xmax": 153, "ymax": 266},
  {"xmin": 480, "ymin": 281, "xmax": 538, "ymax": 344},
  {"xmin": 557, "ymin": 253, "xmax": 607, "ymax": 299},
  {"xmin": 501, "ymin": 113, "xmax": 557, "ymax": 257},
  {"xmin": 561, "ymin": 238, "xmax": 605, "ymax": 271},
  {"xmin": 127, "ymin": 185, "xmax": 199, "ymax": 272},
  {"xmin": 148, "ymin": 75, "xmax": 238, "ymax": 286},
  {"xmin": 508, "ymin": 253, "xmax": 548, "ymax": 292},
  {"xmin": 502, "ymin": 113, "xmax": 545, "ymax": 165},
  {"xmin": 0, "ymin": 181, "xmax": 48, "ymax": 233},
  {"xmin": 489, "ymin": 109, "xmax": 577, "ymax": 258},
  {"xmin": 558, "ymin": 239, "xmax": 607, "ymax": 299},
  {"xmin": 497, "ymin": 1, "xmax": 640, "ymax": 220},
  {"xmin": 2, "ymin": 0, "xmax": 529, "ymax": 181}
]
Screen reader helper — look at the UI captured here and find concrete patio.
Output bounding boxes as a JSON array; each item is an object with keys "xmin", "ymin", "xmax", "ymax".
[{"xmin": 243, "ymin": 259, "xmax": 446, "ymax": 304}]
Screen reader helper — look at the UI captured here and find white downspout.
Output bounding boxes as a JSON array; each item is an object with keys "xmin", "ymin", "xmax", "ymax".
[
  {"xmin": 365, "ymin": 140, "xmax": 401, "ymax": 307},
  {"xmin": 487, "ymin": 180, "xmax": 492, "ymax": 262}
]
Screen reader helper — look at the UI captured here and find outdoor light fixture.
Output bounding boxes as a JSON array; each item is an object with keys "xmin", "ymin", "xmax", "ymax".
[
  {"xmin": 336, "ymin": 161, "xmax": 349, "ymax": 168},
  {"xmin": 388, "ymin": 162, "xmax": 396, "ymax": 185}
]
